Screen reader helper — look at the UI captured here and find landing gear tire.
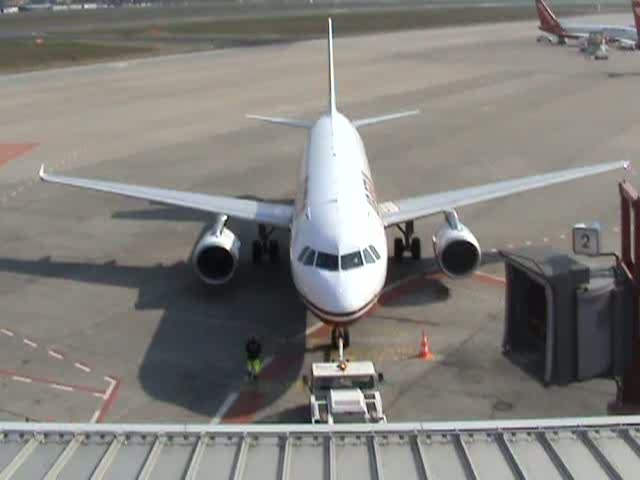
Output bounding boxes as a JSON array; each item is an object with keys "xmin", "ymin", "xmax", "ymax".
[
  {"xmin": 343, "ymin": 328, "xmax": 350, "ymax": 349},
  {"xmin": 251, "ymin": 240, "xmax": 263, "ymax": 264},
  {"xmin": 394, "ymin": 238, "xmax": 404, "ymax": 261},
  {"xmin": 331, "ymin": 328, "xmax": 338, "ymax": 350},
  {"xmin": 410, "ymin": 237, "xmax": 421, "ymax": 260},
  {"xmin": 268, "ymin": 240, "xmax": 280, "ymax": 264}
]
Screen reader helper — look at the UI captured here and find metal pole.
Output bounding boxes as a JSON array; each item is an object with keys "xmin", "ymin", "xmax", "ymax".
[
  {"xmin": 623, "ymin": 197, "xmax": 640, "ymax": 406},
  {"xmin": 620, "ymin": 181, "xmax": 631, "ymax": 266}
]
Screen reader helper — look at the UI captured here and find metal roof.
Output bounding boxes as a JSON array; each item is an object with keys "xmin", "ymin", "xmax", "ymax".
[{"xmin": 1, "ymin": 416, "xmax": 640, "ymax": 479}]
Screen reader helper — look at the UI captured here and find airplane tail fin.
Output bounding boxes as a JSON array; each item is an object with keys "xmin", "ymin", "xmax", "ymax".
[
  {"xmin": 328, "ymin": 17, "xmax": 337, "ymax": 116},
  {"xmin": 535, "ymin": 0, "xmax": 565, "ymax": 35},
  {"xmin": 632, "ymin": 0, "xmax": 640, "ymax": 47}
]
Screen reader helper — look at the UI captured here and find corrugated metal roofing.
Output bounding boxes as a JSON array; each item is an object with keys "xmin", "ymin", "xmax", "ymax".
[{"xmin": 0, "ymin": 416, "xmax": 640, "ymax": 479}]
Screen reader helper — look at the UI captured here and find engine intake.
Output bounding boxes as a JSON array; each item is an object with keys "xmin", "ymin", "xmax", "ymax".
[
  {"xmin": 432, "ymin": 212, "xmax": 481, "ymax": 278},
  {"xmin": 191, "ymin": 216, "xmax": 240, "ymax": 285}
]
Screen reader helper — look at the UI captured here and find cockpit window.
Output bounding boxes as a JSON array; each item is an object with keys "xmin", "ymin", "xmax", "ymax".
[
  {"xmin": 341, "ymin": 251, "xmax": 364, "ymax": 270},
  {"xmin": 369, "ymin": 245, "xmax": 381, "ymax": 260},
  {"xmin": 303, "ymin": 249, "xmax": 316, "ymax": 266},
  {"xmin": 316, "ymin": 252, "xmax": 339, "ymax": 271},
  {"xmin": 297, "ymin": 246, "xmax": 309, "ymax": 262},
  {"xmin": 363, "ymin": 248, "xmax": 375, "ymax": 264}
]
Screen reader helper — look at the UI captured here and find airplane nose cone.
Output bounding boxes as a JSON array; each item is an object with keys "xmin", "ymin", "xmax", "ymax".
[{"xmin": 318, "ymin": 275, "xmax": 374, "ymax": 315}]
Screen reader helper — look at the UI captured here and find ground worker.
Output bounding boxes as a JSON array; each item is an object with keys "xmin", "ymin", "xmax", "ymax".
[{"xmin": 245, "ymin": 336, "xmax": 263, "ymax": 380}]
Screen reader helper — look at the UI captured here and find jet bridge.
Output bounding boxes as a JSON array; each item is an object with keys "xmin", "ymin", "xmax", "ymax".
[
  {"xmin": 502, "ymin": 246, "xmax": 631, "ymax": 385},
  {"xmin": 1, "ymin": 417, "xmax": 640, "ymax": 478},
  {"xmin": 502, "ymin": 180, "xmax": 640, "ymax": 409}
]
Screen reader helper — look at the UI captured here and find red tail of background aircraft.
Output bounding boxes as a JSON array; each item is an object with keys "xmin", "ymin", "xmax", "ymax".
[
  {"xmin": 535, "ymin": 0, "xmax": 567, "ymax": 38},
  {"xmin": 632, "ymin": 0, "xmax": 640, "ymax": 48}
]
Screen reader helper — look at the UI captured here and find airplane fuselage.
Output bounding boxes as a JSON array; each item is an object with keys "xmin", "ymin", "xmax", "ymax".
[{"xmin": 290, "ymin": 112, "xmax": 387, "ymax": 324}]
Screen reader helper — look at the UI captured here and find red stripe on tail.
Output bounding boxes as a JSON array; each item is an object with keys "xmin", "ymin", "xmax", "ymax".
[
  {"xmin": 535, "ymin": 0, "xmax": 565, "ymax": 36},
  {"xmin": 632, "ymin": 0, "xmax": 640, "ymax": 47}
]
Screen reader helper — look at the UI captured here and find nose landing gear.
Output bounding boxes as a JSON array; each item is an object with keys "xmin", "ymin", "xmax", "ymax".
[
  {"xmin": 331, "ymin": 327, "xmax": 350, "ymax": 350},
  {"xmin": 393, "ymin": 220, "xmax": 421, "ymax": 261},
  {"xmin": 252, "ymin": 224, "xmax": 280, "ymax": 264}
]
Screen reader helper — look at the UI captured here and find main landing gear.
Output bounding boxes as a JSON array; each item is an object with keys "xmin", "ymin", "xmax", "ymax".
[
  {"xmin": 252, "ymin": 224, "xmax": 280, "ymax": 264},
  {"xmin": 393, "ymin": 220, "xmax": 421, "ymax": 261},
  {"xmin": 331, "ymin": 327, "xmax": 350, "ymax": 350}
]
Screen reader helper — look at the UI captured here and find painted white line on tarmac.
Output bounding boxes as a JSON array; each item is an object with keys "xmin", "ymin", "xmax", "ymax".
[
  {"xmin": 89, "ymin": 410, "xmax": 101, "ymax": 424},
  {"xmin": 74, "ymin": 362, "xmax": 91, "ymax": 372},
  {"xmin": 93, "ymin": 392, "xmax": 106, "ymax": 399},
  {"xmin": 1, "ymin": 329, "xmax": 14, "ymax": 337},
  {"xmin": 51, "ymin": 384, "xmax": 74, "ymax": 392},
  {"xmin": 48, "ymin": 350, "xmax": 64, "ymax": 360},
  {"xmin": 210, "ymin": 392, "xmax": 240, "ymax": 424},
  {"xmin": 305, "ymin": 322, "xmax": 325, "ymax": 336},
  {"xmin": 103, "ymin": 376, "xmax": 117, "ymax": 398},
  {"xmin": 12, "ymin": 376, "xmax": 32, "ymax": 383},
  {"xmin": 263, "ymin": 355, "xmax": 274, "ymax": 370},
  {"xmin": 23, "ymin": 339, "xmax": 38, "ymax": 348}
]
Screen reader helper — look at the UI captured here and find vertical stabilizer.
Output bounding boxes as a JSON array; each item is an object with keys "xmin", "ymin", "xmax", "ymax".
[
  {"xmin": 632, "ymin": 0, "xmax": 640, "ymax": 47},
  {"xmin": 327, "ymin": 18, "xmax": 337, "ymax": 115},
  {"xmin": 535, "ymin": 0, "xmax": 565, "ymax": 36}
]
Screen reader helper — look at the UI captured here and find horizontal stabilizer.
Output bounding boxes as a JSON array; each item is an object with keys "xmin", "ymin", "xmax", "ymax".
[
  {"xmin": 353, "ymin": 110, "xmax": 420, "ymax": 128},
  {"xmin": 246, "ymin": 114, "xmax": 313, "ymax": 129}
]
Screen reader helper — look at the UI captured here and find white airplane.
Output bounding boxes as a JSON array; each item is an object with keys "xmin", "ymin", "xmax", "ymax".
[
  {"xmin": 40, "ymin": 18, "xmax": 627, "ymax": 348},
  {"xmin": 536, "ymin": 0, "xmax": 640, "ymax": 50}
]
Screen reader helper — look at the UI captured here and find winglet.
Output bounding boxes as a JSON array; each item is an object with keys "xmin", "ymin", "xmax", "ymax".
[{"xmin": 328, "ymin": 17, "xmax": 337, "ymax": 115}]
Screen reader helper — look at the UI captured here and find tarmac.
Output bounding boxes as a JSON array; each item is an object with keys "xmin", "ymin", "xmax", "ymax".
[{"xmin": 0, "ymin": 14, "xmax": 637, "ymax": 424}]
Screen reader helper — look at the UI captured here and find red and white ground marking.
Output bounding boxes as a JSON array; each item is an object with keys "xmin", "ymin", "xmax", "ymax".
[
  {"xmin": 209, "ymin": 356, "xmax": 274, "ymax": 424},
  {"xmin": 0, "ymin": 143, "xmax": 38, "ymax": 168},
  {"xmin": 210, "ymin": 392, "xmax": 240, "ymax": 425},
  {"xmin": 0, "ymin": 368, "xmax": 104, "ymax": 395},
  {"xmin": 92, "ymin": 376, "xmax": 122, "ymax": 424},
  {"xmin": 0, "ymin": 326, "xmax": 121, "ymax": 423}
]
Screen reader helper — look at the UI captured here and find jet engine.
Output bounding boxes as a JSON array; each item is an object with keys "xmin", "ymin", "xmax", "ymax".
[
  {"xmin": 191, "ymin": 215, "xmax": 240, "ymax": 285},
  {"xmin": 432, "ymin": 210, "xmax": 481, "ymax": 278}
]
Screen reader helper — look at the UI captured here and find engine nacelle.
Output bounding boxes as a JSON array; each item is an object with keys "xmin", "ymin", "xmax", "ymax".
[
  {"xmin": 432, "ymin": 211, "xmax": 481, "ymax": 278},
  {"xmin": 191, "ymin": 215, "xmax": 240, "ymax": 285}
]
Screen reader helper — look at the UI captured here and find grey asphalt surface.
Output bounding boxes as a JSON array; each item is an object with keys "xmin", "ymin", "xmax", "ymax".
[{"xmin": 0, "ymin": 14, "xmax": 636, "ymax": 423}]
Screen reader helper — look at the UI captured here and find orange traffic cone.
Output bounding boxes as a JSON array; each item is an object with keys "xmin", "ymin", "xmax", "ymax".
[{"xmin": 419, "ymin": 331, "xmax": 434, "ymax": 360}]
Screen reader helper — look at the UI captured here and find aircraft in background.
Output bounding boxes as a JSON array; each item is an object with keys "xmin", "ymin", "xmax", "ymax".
[
  {"xmin": 536, "ymin": 0, "xmax": 640, "ymax": 50},
  {"xmin": 40, "ymin": 18, "xmax": 628, "ymax": 348}
]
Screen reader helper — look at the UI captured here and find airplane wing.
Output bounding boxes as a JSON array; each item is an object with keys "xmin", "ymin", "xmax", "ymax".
[
  {"xmin": 39, "ymin": 165, "xmax": 294, "ymax": 228},
  {"xmin": 380, "ymin": 161, "xmax": 628, "ymax": 227}
]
